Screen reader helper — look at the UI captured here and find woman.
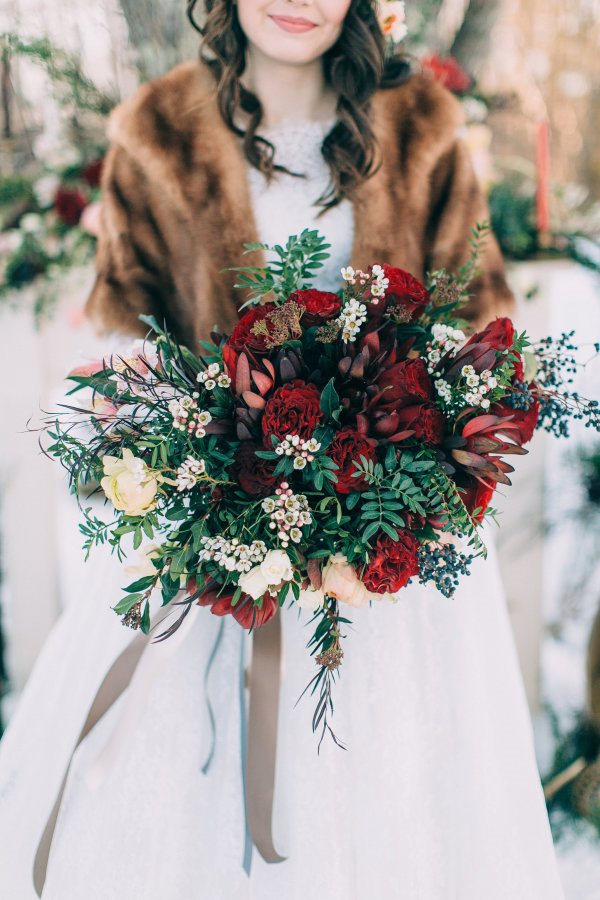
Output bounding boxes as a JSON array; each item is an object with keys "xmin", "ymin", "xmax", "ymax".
[{"xmin": 0, "ymin": 1, "xmax": 564, "ymax": 898}]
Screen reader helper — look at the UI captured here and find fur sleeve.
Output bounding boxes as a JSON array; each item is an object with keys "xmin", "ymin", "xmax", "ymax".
[
  {"xmin": 423, "ymin": 137, "xmax": 514, "ymax": 328},
  {"xmin": 85, "ymin": 142, "xmax": 176, "ymax": 338}
]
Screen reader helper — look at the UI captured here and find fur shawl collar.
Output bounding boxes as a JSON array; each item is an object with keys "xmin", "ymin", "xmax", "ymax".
[{"xmin": 87, "ymin": 60, "xmax": 513, "ymax": 345}]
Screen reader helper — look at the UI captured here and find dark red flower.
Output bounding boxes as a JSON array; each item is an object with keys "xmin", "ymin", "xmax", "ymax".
[
  {"xmin": 394, "ymin": 403, "xmax": 447, "ymax": 445},
  {"xmin": 459, "ymin": 478, "xmax": 496, "ymax": 523},
  {"xmin": 54, "ymin": 188, "xmax": 88, "ymax": 226},
  {"xmin": 372, "ymin": 358, "xmax": 433, "ymax": 415},
  {"xmin": 82, "ymin": 159, "xmax": 103, "ymax": 188},
  {"xmin": 290, "ymin": 289, "xmax": 342, "ymax": 326},
  {"xmin": 225, "ymin": 305, "xmax": 272, "ymax": 354},
  {"xmin": 195, "ymin": 580, "xmax": 278, "ymax": 629},
  {"xmin": 464, "ymin": 317, "xmax": 523, "ymax": 379},
  {"xmin": 382, "ymin": 266, "xmax": 430, "ymax": 322},
  {"xmin": 234, "ymin": 441, "xmax": 280, "ymax": 497},
  {"xmin": 489, "ymin": 397, "xmax": 540, "ymax": 445},
  {"xmin": 421, "ymin": 54, "xmax": 472, "ymax": 94},
  {"xmin": 327, "ymin": 428, "xmax": 377, "ymax": 494},
  {"xmin": 362, "ymin": 531, "xmax": 420, "ymax": 594},
  {"xmin": 262, "ymin": 379, "xmax": 322, "ymax": 447}
]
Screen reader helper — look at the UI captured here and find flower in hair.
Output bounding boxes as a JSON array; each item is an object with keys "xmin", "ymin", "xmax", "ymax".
[{"xmin": 376, "ymin": 0, "xmax": 408, "ymax": 44}]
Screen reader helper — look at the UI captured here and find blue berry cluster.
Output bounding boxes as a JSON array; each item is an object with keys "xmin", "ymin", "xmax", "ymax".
[
  {"xmin": 417, "ymin": 543, "xmax": 474, "ymax": 598},
  {"xmin": 534, "ymin": 332, "xmax": 600, "ymax": 438},
  {"xmin": 506, "ymin": 381, "xmax": 536, "ymax": 411}
]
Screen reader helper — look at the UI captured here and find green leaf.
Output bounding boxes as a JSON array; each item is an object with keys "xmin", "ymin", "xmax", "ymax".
[
  {"xmin": 140, "ymin": 601, "xmax": 151, "ymax": 635},
  {"xmin": 320, "ymin": 378, "xmax": 341, "ymax": 423},
  {"xmin": 380, "ymin": 522, "xmax": 399, "ymax": 541},
  {"xmin": 346, "ymin": 492, "xmax": 360, "ymax": 511},
  {"xmin": 362, "ymin": 521, "xmax": 380, "ymax": 542},
  {"xmin": 113, "ymin": 593, "xmax": 143, "ymax": 615},
  {"xmin": 123, "ymin": 575, "xmax": 155, "ymax": 593}
]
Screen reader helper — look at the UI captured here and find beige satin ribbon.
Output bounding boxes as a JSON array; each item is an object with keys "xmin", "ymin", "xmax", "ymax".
[
  {"xmin": 33, "ymin": 606, "xmax": 285, "ymax": 896},
  {"xmin": 33, "ymin": 602, "xmax": 181, "ymax": 896},
  {"xmin": 245, "ymin": 612, "xmax": 286, "ymax": 865}
]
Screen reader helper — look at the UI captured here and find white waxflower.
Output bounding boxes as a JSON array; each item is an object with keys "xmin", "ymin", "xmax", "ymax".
[
  {"xmin": 204, "ymin": 379, "xmax": 216, "ymax": 391},
  {"xmin": 341, "ymin": 266, "xmax": 355, "ymax": 281},
  {"xmin": 480, "ymin": 398, "xmax": 491, "ymax": 409},
  {"xmin": 207, "ymin": 363, "xmax": 220, "ymax": 377},
  {"xmin": 293, "ymin": 457, "xmax": 307, "ymax": 470},
  {"xmin": 197, "ymin": 411, "xmax": 212, "ymax": 426},
  {"xmin": 290, "ymin": 527, "xmax": 303, "ymax": 543},
  {"xmin": 262, "ymin": 498, "xmax": 276, "ymax": 513},
  {"xmin": 465, "ymin": 374, "xmax": 480, "ymax": 388},
  {"xmin": 217, "ymin": 374, "xmax": 231, "ymax": 388}
]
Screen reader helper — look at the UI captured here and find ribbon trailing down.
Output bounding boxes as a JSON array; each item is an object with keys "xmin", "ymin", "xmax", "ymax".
[{"xmin": 33, "ymin": 604, "xmax": 287, "ymax": 896}]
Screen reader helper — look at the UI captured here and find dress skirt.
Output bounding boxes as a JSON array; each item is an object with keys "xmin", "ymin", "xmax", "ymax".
[{"xmin": 0, "ymin": 537, "xmax": 565, "ymax": 899}]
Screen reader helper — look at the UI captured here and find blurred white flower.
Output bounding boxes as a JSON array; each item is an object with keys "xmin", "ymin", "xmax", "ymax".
[
  {"xmin": 0, "ymin": 230, "xmax": 23, "ymax": 254},
  {"xmin": 33, "ymin": 173, "xmax": 61, "ymax": 208},
  {"xmin": 19, "ymin": 213, "xmax": 45, "ymax": 235}
]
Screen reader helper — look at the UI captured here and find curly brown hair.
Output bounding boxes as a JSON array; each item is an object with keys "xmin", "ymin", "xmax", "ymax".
[{"xmin": 186, "ymin": 0, "xmax": 412, "ymax": 209}]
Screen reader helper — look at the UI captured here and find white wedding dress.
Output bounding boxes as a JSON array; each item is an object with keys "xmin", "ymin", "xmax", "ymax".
[{"xmin": 0, "ymin": 121, "xmax": 565, "ymax": 899}]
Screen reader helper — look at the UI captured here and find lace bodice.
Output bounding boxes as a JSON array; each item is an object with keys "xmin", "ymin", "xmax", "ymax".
[{"xmin": 246, "ymin": 119, "xmax": 354, "ymax": 293}]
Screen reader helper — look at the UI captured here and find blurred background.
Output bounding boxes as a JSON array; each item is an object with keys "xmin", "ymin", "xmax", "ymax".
[{"xmin": 0, "ymin": 1, "xmax": 600, "ymax": 894}]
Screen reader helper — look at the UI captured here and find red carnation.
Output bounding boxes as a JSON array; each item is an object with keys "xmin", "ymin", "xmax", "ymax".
[
  {"xmin": 421, "ymin": 54, "xmax": 472, "ymax": 94},
  {"xmin": 234, "ymin": 442, "xmax": 280, "ymax": 497},
  {"xmin": 459, "ymin": 479, "xmax": 496, "ymax": 523},
  {"xmin": 327, "ymin": 428, "xmax": 377, "ymax": 494},
  {"xmin": 54, "ymin": 188, "xmax": 88, "ymax": 226},
  {"xmin": 82, "ymin": 159, "xmax": 103, "ymax": 188},
  {"xmin": 490, "ymin": 396, "xmax": 540, "ymax": 445},
  {"xmin": 362, "ymin": 531, "xmax": 420, "ymax": 594},
  {"xmin": 394, "ymin": 402, "xmax": 447, "ymax": 445},
  {"xmin": 290, "ymin": 289, "xmax": 342, "ymax": 326},
  {"xmin": 372, "ymin": 358, "xmax": 433, "ymax": 416},
  {"xmin": 382, "ymin": 266, "xmax": 430, "ymax": 322},
  {"xmin": 195, "ymin": 581, "xmax": 278, "ymax": 629},
  {"xmin": 262, "ymin": 379, "xmax": 323, "ymax": 447}
]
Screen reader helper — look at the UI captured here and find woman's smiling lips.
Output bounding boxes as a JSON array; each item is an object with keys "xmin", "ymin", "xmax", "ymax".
[{"xmin": 269, "ymin": 15, "xmax": 317, "ymax": 33}]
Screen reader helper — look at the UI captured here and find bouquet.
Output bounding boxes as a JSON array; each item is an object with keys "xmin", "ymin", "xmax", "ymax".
[{"xmin": 46, "ymin": 228, "xmax": 600, "ymax": 745}]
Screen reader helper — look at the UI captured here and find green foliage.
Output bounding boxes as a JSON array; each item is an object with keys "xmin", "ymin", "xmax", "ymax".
[
  {"xmin": 1, "ymin": 33, "xmax": 116, "ymax": 115},
  {"xmin": 230, "ymin": 229, "xmax": 332, "ymax": 307}
]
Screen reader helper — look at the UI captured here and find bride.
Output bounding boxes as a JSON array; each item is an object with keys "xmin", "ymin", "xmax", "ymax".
[{"xmin": 0, "ymin": 0, "xmax": 565, "ymax": 897}]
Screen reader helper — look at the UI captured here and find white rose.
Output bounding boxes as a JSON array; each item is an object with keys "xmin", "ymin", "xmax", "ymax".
[
  {"xmin": 297, "ymin": 586, "xmax": 325, "ymax": 610},
  {"xmin": 101, "ymin": 448, "xmax": 160, "ymax": 516},
  {"xmin": 33, "ymin": 173, "xmax": 61, "ymax": 208},
  {"xmin": 259, "ymin": 549, "xmax": 294, "ymax": 587},
  {"xmin": 238, "ymin": 565, "xmax": 270, "ymax": 601},
  {"xmin": 123, "ymin": 543, "xmax": 161, "ymax": 581}
]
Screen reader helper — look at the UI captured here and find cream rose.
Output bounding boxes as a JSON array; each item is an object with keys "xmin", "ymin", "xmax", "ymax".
[
  {"xmin": 321, "ymin": 554, "xmax": 369, "ymax": 609},
  {"xmin": 320, "ymin": 554, "xmax": 396, "ymax": 608},
  {"xmin": 123, "ymin": 543, "xmax": 161, "ymax": 581},
  {"xmin": 238, "ymin": 550, "xmax": 294, "ymax": 600},
  {"xmin": 297, "ymin": 586, "xmax": 325, "ymax": 610},
  {"xmin": 238, "ymin": 565, "xmax": 269, "ymax": 601},
  {"xmin": 101, "ymin": 448, "xmax": 160, "ymax": 516},
  {"xmin": 259, "ymin": 550, "xmax": 293, "ymax": 586}
]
